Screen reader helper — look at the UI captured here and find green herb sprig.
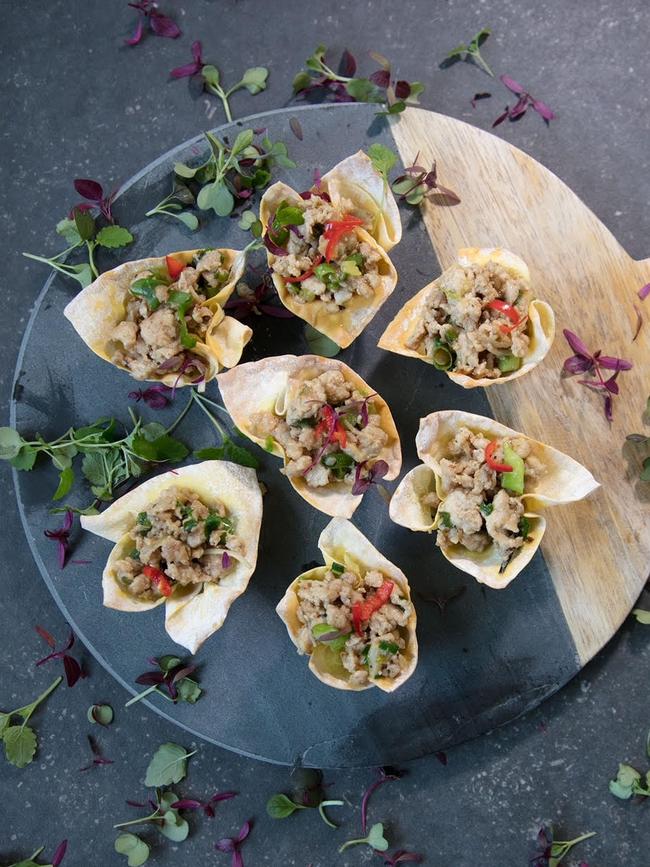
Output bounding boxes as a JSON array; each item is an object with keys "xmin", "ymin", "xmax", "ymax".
[
  {"xmin": 125, "ymin": 655, "xmax": 202, "ymax": 707},
  {"xmin": 339, "ymin": 821, "xmax": 389, "ymax": 853},
  {"xmin": 23, "ymin": 210, "xmax": 133, "ymax": 289},
  {"xmin": 144, "ymin": 742, "xmax": 197, "ymax": 788},
  {"xmin": 191, "ymin": 391, "xmax": 260, "ymax": 468},
  {"xmin": 201, "ymin": 65, "xmax": 268, "ymax": 123},
  {"xmin": 145, "ymin": 183, "xmax": 198, "ymax": 231},
  {"xmin": 266, "ymin": 793, "xmax": 344, "ymax": 828},
  {"xmin": 114, "ymin": 789, "xmax": 189, "ymax": 843},
  {"xmin": 609, "ymin": 728, "xmax": 650, "ymax": 799},
  {"xmin": 1, "ymin": 676, "xmax": 61, "ymax": 768},
  {"xmin": 442, "ymin": 28, "xmax": 494, "ymax": 77}
]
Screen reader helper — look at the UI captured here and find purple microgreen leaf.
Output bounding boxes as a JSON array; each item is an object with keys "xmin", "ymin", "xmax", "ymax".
[
  {"xmin": 562, "ymin": 329, "xmax": 593, "ymax": 359},
  {"xmin": 74, "ymin": 178, "xmax": 104, "ymax": 202},
  {"xmin": 339, "ymin": 49, "xmax": 357, "ymax": 77},
  {"xmin": 44, "ymin": 509, "xmax": 75, "ymax": 568},
  {"xmin": 638, "ymin": 283, "xmax": 650, "ymax": 301},
  {"xmin": 63, "ymin": 653, "xmax": 84, "ymax": 688},
  {"xmin": 508, "ymin": 95, "xmax": 529, "ymax": 119},
  {"xmin": 604, "ymin": 394, "xmax": 613, "ymax": 422},
  {"xmin": 171, "ymin": 39, "xmax": 205, "ymax": 78},
  {"xmin": 563, "ymin": 354, "xmax": 594, "ymax": 375},
  {"xmin": 134, "ymin": 671, "xmax": 166, "ymax": 686},
  {"xmin": 435, "ymin": 750, "xmax": 448, "ymax": 765},
  {"xmin": 532, "ymin": 99, "xmax": 556, "ymax": 121},
  {"xmin": 35, "ymin": 624, "xmax": 57, "ymax": 649},
  {"xmin": 361, "ymin": 767, "xmax": 400, "ymax": 834},
  {"xmin": 492, "ymin": 106, "xmax": 510, "ymax": 127},
  {"xmin": 149, "ymin": 9, "xmax": 181, "ymax": 38},
  {"xmin": 597, "ymin": 356, "xmax": 633, "ymax": 371},
  {"xmin": 52, "ymin": 839, "xmax": 68, "ymax": 867},
  {"xmin": 394, "ymin": 80, "xmax": 411, "ymax": 99},
  {"xmin": 124, "ymin": 16, "xmax": 145, "ymax": 45},
  {"xmin": 129, "ymin": 385, "xmax": 173, "ymax": 410},
  {"xmin": 222, "ymin": 551, "xmax": 231, "ymax": 570},
  {"xmin": 500, "ymin": 73, "xmax": 525, "ymax": 95},
  {"xmin": 289, "ymin": 117, "xmax": 303, "ymax": 140},
  {"xmin": 369, "ymin": 69, "xmax": 391, "ymax": 88},
  {"xmin": 171, "ymin": 798, "xmax": 203, "ymax": 810},
  {"xmin": 236, "ymin": 820, "xmax": 251, "ymax": 843},
  {"xmin": 471, "ymin": 91, "xmax": 492, "ymax": 108}
]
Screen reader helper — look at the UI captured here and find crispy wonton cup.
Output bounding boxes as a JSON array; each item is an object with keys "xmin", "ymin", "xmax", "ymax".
[
  {"xmin": 81, "ymin": 461, "xmax": 263, "ymax": 653},
  {"xmin": 389, "ymin": 410, "xmax": 599, "ymax": 589},
  {"xmin": 378, "ymin": 247, "xmax": 555, "ymax": 387},
  {"xmin": 64, "ymin": 248, "xmax": 251, "ymax": 388},
  {"xmin": 276, "ymin": 517, "xmax": 418, "ymax": 692},
  {"xmin": 259, "ymin": 168, "xmax": 399, "ymax": 348},
  {"xmin": 217, "ymin": 354, "xmax": 401, "ymax": 518},
  {"xmin": 320, "ymin": 150, "xmax": 402, "ymax": 252}
]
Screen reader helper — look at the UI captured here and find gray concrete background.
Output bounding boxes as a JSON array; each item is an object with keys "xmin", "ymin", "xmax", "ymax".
[{"xmin": 1, "ymin": 1, "xmax": 648, "ymax": 864}]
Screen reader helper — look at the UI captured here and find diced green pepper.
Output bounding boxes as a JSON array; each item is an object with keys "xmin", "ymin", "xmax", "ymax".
[
  {"xmin": 314, "ymin": 262, "xmax": 340, "ymax": 287},
  {"xmin": 130, "ymin": 278, "xmax": 161, "ymax": 310},
  {"xmin": 501, "ymin": 442, "xmax": 525, "ymax": 495},
  {"xmin": 340, "ymin": 257, "xmax": 362, "ymax": 277},
  {"xmin": 168, "ymin": 289, "xmax": 197, "ymax": 349},
  {"xmin": 331, "ymin": 562, "xmax": 345, "ymax": 574},
  {"xmin": 498, "ymin": 354, "xmax": 522, "ymax": 373}
]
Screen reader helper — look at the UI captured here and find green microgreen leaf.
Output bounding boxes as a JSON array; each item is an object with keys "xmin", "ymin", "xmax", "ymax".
[
  {"xmin": 633, "ymin": 608, "xmax": 650, "ymax": 624},
  {"xmin": 3, "ymin": 725, "xmax": 37, "ymax": 768},
  {"xmin": 52, "ymin": 466, "xmax": 74, "ymax": 500},
  {"xmin": 144, "ymin": 742, "xmax": 196, "ymax": 788},
  {"xmin": 339, "ymin": 821, "xmax": 389, "ymax": 853},
  {"xmin": 74, "ymin": 208, "xmax": 97, "ymax": 242},
  {"xmin": 95, "ymin": 225, "xmax": 134, "ymax": 249},
  {"xmin": 0, "ymin": 427, "xmax": 25, "ymax": 460},
  {"xmin": 114, "ymin": 833, "xmax": 150, "ymax": 866},
  {"xmin": 240, "ymin": 67, "xmax": 269, "ymax": 94},
  {"xmin": 87, "ymin": 703, "xmax": 114, "ymax": 726},
  {"xmin": 304, "ymin": 323, "xmax": 341, "ymax": 357},
  {"xmin": 56, "ymin": 217, "xmax": 82, "ymax": 245},
  {"xmin": 442, "ymin": 27, "xmax": 494, "ymax": 76},
  {"xmin": 367, "ymin": 143, "xmax": 397, "ymax": 182},
  {"xmin": 266, "ymin": 793, "xmax": 307, "ymax": 819}
]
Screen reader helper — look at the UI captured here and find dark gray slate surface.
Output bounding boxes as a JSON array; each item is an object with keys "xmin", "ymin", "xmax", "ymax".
[{"xmin": 1, "ymin": 1, "xmax": 648, "ymax": 864}]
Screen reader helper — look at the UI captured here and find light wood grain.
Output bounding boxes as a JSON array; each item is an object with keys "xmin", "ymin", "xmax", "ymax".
[{"xmin": 391, "ymin": 107, "xmax": 649, "ymax": 665}]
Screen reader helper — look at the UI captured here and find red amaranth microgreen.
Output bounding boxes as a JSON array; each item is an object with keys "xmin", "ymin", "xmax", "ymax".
[
  {"xmin": 215, "ymin": 819, "xmax": 252, "ymax": 867},
  {"xmin": 79, "ymin": 733, "xmax": 114, "ymax": 771},
  {"xmin": 44, "ymin": 510, "xmax": 74, "ymax": 568},
  {"xmin": 171, "ymin": 40, "xmax": 267, "ymax": 123},
  {"xmin": 352, "ymin": 460, "xmax": 389, "ymax": 496},
  {"xmin": 225, "ymin": 270, "xmax": 294, "ymax": 320},
  {"xmin": 125, "ymin": 0, "xmax": 181, "ymax": 46},
  {"xmin": 8, "ymin": 840, "xmax": 68, "ymax": 867},
  {"xmin": 23, "ymin": 181, "xmax": 134, "ymax": 288},
  {"xmin": 380, "ymin": 851, "xmax": 424, "ymax": 865},
  {"xmin": 442, "ymin": 28, "xmax": 494, "ymax": 77},
  {"xmin": 493, "ymin": 74, "xmax": 555, "ymax": 127},
  {"xmin": 638, "ymin": 283, "xmax": 650, "ymax": 301},
  {"xmin": 531, "ymin": 825, "xmax": 595, "ymax": 867},
  {"xmin": 35, "ymin": 627, "xmax": 86, "ymax": 687},
  {"xmin": 562, "ymin": 328, "xmax": 633, "ymax": 421},
  {"xmin": 171, "ymin": 790, "xmax": 237, "ymax": 817},
  {"xmin": 293, "ymin": 45, "xmax": 424, "ymax": 116},
  {"xmin": 391, "ymin": 155, "xmax": 460, "ymax": 206},
  {"xmin": 128, "ymin": 385, "xmax": 173, "ymax": 410},
  {"xmin": 361, "ymin": 767, "xmax": 402, "ymax": 834},
  {"xmin": 126, "ymin": 654, "xmax": 203, "ymax": 707},
  {"xmin": 1, "ymin": 676, "xmax": 62, "ymax": 769}
]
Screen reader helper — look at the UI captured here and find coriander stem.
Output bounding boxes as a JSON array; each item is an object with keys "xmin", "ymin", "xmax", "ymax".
[
  {"xmin": 86, "ymin": 240, "xmax": 99, "ymax": 278},
  {"xmin": 14, "ymin": 675, "xmax": 62, "ymax": 722},
  {"xmin": 192, "ymin": 391, "xmax": 226, "ymax": 439},
  {"xmin": 338, "ymin": 838, "xmax": 366, "ymax": 853},
  {"xmin": 164, "ymin": 393, "xmax": 194, "ymax": 436},
  {"xmin": 113, "ymin": 810, "xmax": 160, "ymax": 829},
  {"xmin": 470, "ymin": 49, "xmax": 494, "ymax": 77},
  {"xmin": 561, "ymin": 832, "xmax": 597, "ymax": 846},
  {"xmin": 22, "ymin": 252, "xmax": 80, "ymax": 277},
  {"xmin": 125, "ymin": 684, "xmax": 160, "ymax": 707}
]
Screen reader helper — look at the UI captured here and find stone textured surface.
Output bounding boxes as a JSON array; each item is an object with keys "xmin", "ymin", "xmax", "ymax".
[{"xmin": 1, "ymin": 1, "xmax": 648, "ymax": 865}]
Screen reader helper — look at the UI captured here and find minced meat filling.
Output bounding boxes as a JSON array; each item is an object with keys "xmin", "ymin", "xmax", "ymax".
[
  {"xmin": 406, "ymin": 261, "xmax": 531, "ymax": 379},
  {"xmin": 296, "ymin": 567, "xmax": 412, "ymax": 686},
  {"xmin": 434, "ymin": 426, "xmax": 545, "ymax": 567},
  {"xmin": 251, "ymin": 369, "xmax": 388, "ymax": 490},
  {"xmin": 269, "ymin": 196, "xmax": 382, "ymax": 312},
  {"xmin": 114, "ymin": 487, "xmax": 242, "ymax": 601},
  {"xmin": 109, "ymin": 250, "xmax": 232, "ymax": 380}
]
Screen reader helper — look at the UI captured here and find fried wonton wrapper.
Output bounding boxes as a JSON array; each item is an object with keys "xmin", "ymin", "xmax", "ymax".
[
  {"xmin": 389, "ymin": 410, "xmax": 599, "ymax": 588},
  {"xmin": 276, "ymin": 517, "xmax": 418, "ymax": 692},
  {"xmin": 217, "ymin": 354, "xmax": 401, "ymax": 518},
  {"xmin": 64, "ymin": 248, "xmax": 251, "ymax": 388},
  {"xmin": 378, "ymin": 247, "xmax": 555, "ymax": 388},
  {"xmin": 320, "ymin": 150, "xmax": 402, "ymax": 252},
  {"xmin": 259, "ymin": 153, "xmax": 401, "ymax": 348},
  {"xmin": 81, "ymin": 461, "xmax": 263, "ymax": 653}
]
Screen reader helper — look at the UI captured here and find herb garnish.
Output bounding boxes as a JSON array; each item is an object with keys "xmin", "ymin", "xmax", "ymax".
[
  {"xmin": 562, "ymin": 329, "xmax": 633, "ymax": 421},
  {"xmin": 72, "ymin": 178, "xmax": 118, "ymax": 224},
  {"xmin": 125, "ymin": 0, "xmax": 180, "ymax": 46},
  {"xmin": 171, "ymin": 40, "xmax": 268, "ymax": 123},
  {"xmin": 35, "ymin": 627, "xmax": 85, "ymax": 687},
  {"xmin": 225, "ymin": 270, "xmax": 294, "ymax": 320},
  {"xmin": 293, "ymin": 45, "xmax": 424, "ymax": 116},
  {"xmin": 638, "ymin": 283, "xmax": 650, "ymax": 301},
  {"xmin": 266, "ymin": 792, "xmax": 344, "ymax": 828},
  {"xmin": 114, "ymin": 832, "xmax": 150, "ymax": 866},
  {"xmin": 87, "ymin": 703, "xmax": 114, "ymax": 726},
  {"xmin": 441, "ymin": 28, "xmax": 494, "ymax": 77},
  {"xmin": 1, "ymin": 676, "xmax": 61, "ymax": 768},
  {"xmin": 126, "ymin": 654, "xmax": 202, "ymax": 706},
  {"xmin": 215, "ymin": 819, "xmax": 252, "ymax": 866},
  {"xmin": 79, "ymin": 733, "xmax": 114, "ymax": 771},
  {"xmin": 171, "ymin": 790, "xmax": 237, "ymax": 817},
  {"xmin": 381, "ymin": 851, "xmax": 424, "ymax": 865},
  {"xmin": 352, "ymin": 460, "xmax": 389, "ymax": 495},
  {"xmin": 6, "ymin": 840, "xmax": 68, "ymax": 867},
  {"xmin": 114, "ymin": 789, "xmax": 189, "ymax": 843},
  {"xmin": 23, "ymin": 201, "xmax": 134, "ymax": 289},
  {"xmin": 43, "ymin": 511, "xmax": 76, "ymax": 568},
  {"xmin": 493, "ymin": 74, "xmax": 555, "ymax": 127},
  {"xmin": 144, "ymin": 182, "xmax": 198, "ymax": 230},
  {"xmin": 0, "ymin": 407, "xmax": 190, "ymax": 506},
  {"xmin": 191, "ymin": 391, "xmax": 260, "ymax": 468},
  {"xmin": 609, "ymin": 726, "xmax": 650, "ymax": 799},
  {"xmin": 361, "ymin": 767, "xmax": 401, "ymax": 834},
  {"xmin": 530, "ymin": 825, "xmax": 595, "ymax": 867},
  {"xmin": 391, "ymin": 155, "xmax": 460, "ymax": 206},
  {"xmin": 632, "ymin": 608, "xmax": 650, "ymax": 624},
  {"xmin": 128, "ymin": 385, "xmax": 173, "ymax": 410},
  {"xmin": 147, "ymin": 129, "xmax": 294, "ymax": 225},
  {"xmin": 339, "ymin": 822, "xmax": 389, "ymax": 853},
  {"xmin": 367, "ymin": 143, "xmax": 397, "ymax": 182},
  {"xmin": 144, "ymin": 742, "xmax": 197, "ymax": 788}
]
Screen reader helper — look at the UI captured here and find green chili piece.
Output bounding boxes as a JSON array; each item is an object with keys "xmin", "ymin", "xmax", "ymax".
[
  {"xmin": 498, "ymin": 354, "xmax": 522, "ymax": 373},
  {"xmin": 501, "ymin": 442, "xmax": 525, "ymax": 495}
]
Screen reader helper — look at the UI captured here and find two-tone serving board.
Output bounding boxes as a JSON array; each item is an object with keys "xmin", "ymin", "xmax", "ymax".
[{"xmin": 12, "ymin": 103, "xmax": 649, "ymax": 767}]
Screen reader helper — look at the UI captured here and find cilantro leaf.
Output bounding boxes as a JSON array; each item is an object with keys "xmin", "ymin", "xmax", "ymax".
[{"xmin": 96, "ymin": 225, "xmax": 134, "ymax": 249}]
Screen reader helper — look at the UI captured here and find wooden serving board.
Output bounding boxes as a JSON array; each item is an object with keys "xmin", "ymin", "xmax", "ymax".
[
  {"xmin": 12, "ymin": 103, "xmax": 649, "ymax": 767},
  {"xmin": 392, "ymin": 108, "xmax": 650, "ymax": 665}
]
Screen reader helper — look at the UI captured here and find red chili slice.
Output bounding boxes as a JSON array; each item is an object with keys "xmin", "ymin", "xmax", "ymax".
[
  {"xmin": 284, "ymin": 254, "xmax": 324, "ymax": 284},
  {"xmin": 487, "ymin": 299, "xmax": 522, "ymax": 333},
  {"xmin": 166, "ymin": 255, "xmax": 187, "ymax": 280},
  {"xmin": 484, "ymin": 441, "xmax": 513, "ymax": 473},
  {"xmin": 352, "ymin": 580, "xmax": 395, "ymax": 636},
  {"xmin": 315, "ymin": 405, "xmax": 347, "ymax": 447},
  {"xmin": 142, "ymin": 565, "xmax": 173, "ymax": 597},
  {"xmin": 323, "ymin": 215, "xmax": 364, "ymax": 262}
]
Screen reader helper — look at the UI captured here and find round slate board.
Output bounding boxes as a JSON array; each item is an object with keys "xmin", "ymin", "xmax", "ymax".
[{"xmin": 12, "ymin": 103, "xmax": 648, "ymax": 768}]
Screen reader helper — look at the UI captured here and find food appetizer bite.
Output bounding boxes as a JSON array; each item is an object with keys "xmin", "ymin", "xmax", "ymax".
[
  {"xmin": 379, "ymin": 247, "xmax": 555, "ymax": 387},
  {"xmin": 259, "ymin": 151, "xmax": 401, "ymax": 347},
  {"xmin": 389, "ymin": 411, "xmax": 598, "ymax": 588},
  {"xmin": 81, "ymin": 461, "xmax": 263, "ymax": 652},
  {"xmin": 276, "ymin": 518, "xmax": 417, "ymax": 692},
  {"xmin": 217, "ymin": 354, "xmax": 401, "ymax": 517},
  {"xmin": 64, "ymin": 248, "xmax": 251, "ymax": 388}
]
